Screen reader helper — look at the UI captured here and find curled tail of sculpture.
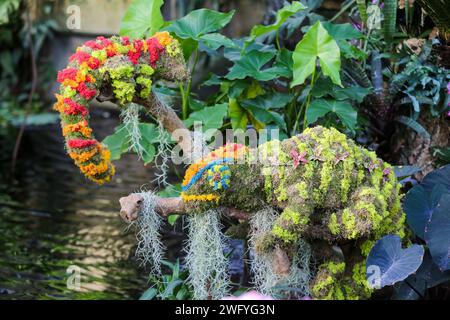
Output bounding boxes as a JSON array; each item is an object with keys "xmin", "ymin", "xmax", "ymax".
[{"xmin": 53, "ymin": 32, "xmax": 188, "ymax": 184}]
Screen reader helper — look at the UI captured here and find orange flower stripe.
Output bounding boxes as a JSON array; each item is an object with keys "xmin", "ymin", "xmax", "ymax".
[
  {"xmin": 181, "ymin": 143, "xmax": 248, "ymax": 188},
  {"xmin": 68, "ymin": 145, "xmax": 100, "ymax": 163},
  {"xmin": 62, "ymin": 120, "xmax": 92, "ymax": 138}
]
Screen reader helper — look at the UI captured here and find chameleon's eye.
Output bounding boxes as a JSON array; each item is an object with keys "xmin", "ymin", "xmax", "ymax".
[{"xmin": 206, "ymin": 164, "xmax": 231, "ymax": 191}]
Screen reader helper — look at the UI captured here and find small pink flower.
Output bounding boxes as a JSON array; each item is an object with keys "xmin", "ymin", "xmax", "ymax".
[
  {"xmin": 446, "ymin": 82, "xmax": 450, "ymax": 94},
  {"xmin": 290, "ymin": 150, "xmax": 308, "ymax": 169}
]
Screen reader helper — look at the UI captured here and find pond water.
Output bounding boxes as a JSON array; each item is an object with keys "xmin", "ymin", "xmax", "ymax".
[{"xmin": 0, "ymin": 109, "xmax": 188, "ymax": 300}]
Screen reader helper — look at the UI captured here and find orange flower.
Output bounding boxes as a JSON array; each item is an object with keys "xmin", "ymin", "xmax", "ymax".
[
  {"xmin": 79, "ymin": 160, "xmax": 109, "ymax": 176},
  {"xmin": 154, "ymin": 31, "xmax": 173, "ymax": 47},
  {"xmin": 69, "ymin": 145, "xmax": 99, "ymax": 162},
  {"xmin": 53, "ymin": 94, "xmax": 66, "ymax": 113},
  {"xmin": 62, "ymin": 119, "xmax": 92, "ymax": 138}
]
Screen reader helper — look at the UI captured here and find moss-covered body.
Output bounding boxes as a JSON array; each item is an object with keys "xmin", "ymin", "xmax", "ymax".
[{"xmin": 181, "ymin": 126, "xmax": 406, "ymax": 299}]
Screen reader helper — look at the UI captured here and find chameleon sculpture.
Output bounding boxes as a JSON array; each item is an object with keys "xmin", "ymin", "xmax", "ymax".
[
  {"xmin": 54, "ymin": 34, "xmax": 406, "ymax": 300},
  {"xmin": 120, "ymin": 126, "xmax": 406, "ymax": 300}
]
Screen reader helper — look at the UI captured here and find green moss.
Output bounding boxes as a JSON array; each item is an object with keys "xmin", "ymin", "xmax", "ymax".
[
  {"xmin": 166, "ymin": 41, "xmax": 182, "ymax": 57},
  {"xmin": 63, "ymin": 86, "xmax": 76, "ymax": 98},
  {"xmin": 91, "ymin": 49, "xmax": 107, "ymax": 63},
  {"xmin": 296, "ymin": 182, "xmax": 309, "ymax": 200},
  {"xmin": 104, "ymin": 65, "xmax": 134, "ymax": 80},
  {"xmin": 262, "ymin": 167, "xmax": 273, "ymax": 202},
  {"xmin": 136, "ymin": 76, "xmax": 152, "ymax": 99},
  {"xmin": 342, "ymin": 208, "xmax": 358, "ymax": 239},
  {"xmin": 272, "ymin": 225, "xmax": 296, "ymax": 242},
  {"xmin": 328, "ymin": 213, "xmax": 340, "ymax": 235},
  {"xmin": 111, "ymin": 80, "xmax": 135, "ymax": 104},
  {"xmin": 326, "ymin": 261, "xmax": 346, "ymax": 274},
  {"xmin": 139, "ymin": 64, "xmax": 155, "ymax": 76},
  {"xmin": 360, "ymin": 239, "xmax": 375, "ymax": 257},
  {"xmin": 312, "ymin": 275, "xmax": 334, "ymax": 294}
]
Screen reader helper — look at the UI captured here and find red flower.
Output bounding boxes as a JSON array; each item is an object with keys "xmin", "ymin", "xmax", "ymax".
[
  {"xmin": 87, "ymin": 57, "xmax": 100, "ymax": 69},
  {"xmin": 146, "ymin": 38, "xmax": 164, "ymax": 65},
  {"xmin": 121, "ymin": 36, "xmax": 130, "ymax": 46},
  {"xmin": 128, "ymin": 39, "xmax": 144, "ymax": 64},
  {"xmin": 84, "ymin": 40, "xmax": 103, "ymax": 50},
  {"xmin": 63, "ymin": 98, "xmax": 88, "ymax": 116},
  {"xmin": 57, "ymin": 68, "xmax": 78, "ymax": 83},
  {"xmin": 69, "ymin": 51, "xmax": 91, "ymax": 64},
  {"xmin": 68, "ymin": 139, "xmax": 97, "ymax": 149},
  {"xmin": 76, "ymin": 82, "xmax": 97, "ymax": 100}
]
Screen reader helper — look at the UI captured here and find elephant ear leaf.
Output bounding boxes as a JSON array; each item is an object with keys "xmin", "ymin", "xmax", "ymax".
[
  {"xmin": 291, "ymin": 20, "xmax": 342, "ymax": 87},
  {"xmin": 425, "ymin": 194, "xmax": 450, "ymax": 271},
  {"xmin": 119, "ymin": 0, "xmax": 164, "ymax": 38},
  {"xmin": 250, "ymin": 1, "xmax": 306, "ymax": 39},
  {"xmin": 403, "ymin": 184, "xmax": 447, "ymax": 240},
  {"xmin": 366, "ymin": 235, "xmax": 424, "ymax": 289}
]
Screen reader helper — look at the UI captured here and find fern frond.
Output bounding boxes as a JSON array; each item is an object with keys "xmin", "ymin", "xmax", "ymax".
[
  {"xmin": 395, "ymin": 115, "xmax": 431, "ymax": 140},
  {"xmin": 342, "ymin": 60, "xmax": 372, "ymax": 88}
]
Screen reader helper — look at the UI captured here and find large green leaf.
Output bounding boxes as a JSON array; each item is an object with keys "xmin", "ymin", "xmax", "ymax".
[
  {"xmin": 183, "ymin": 103, "xmax": 228, "ymax": 131},
  {"xmin": 225, "ymin": 51, "xmax": 282, "ymax": 81},
  {"xmin": 322, "ymin": 22, "xmax": 364, "ymax": 40},
  {"xmin": 241, "ymin": 101, "xmax": 287, "ymax": 132},
  {"xmin": 229, "ymin": 98, "xmax": 248, "ymax": 130},
  {"xmin": 0, "ymin": 0, "xmax": 20, "ymax": 25},
  {"xmin": 291, "ymin": 21, "xmax": 342, "ymax": 87},
  {"xmin": 322, "ymin": 22, "xmax": 366, "ymax": 60},
  {"xmin": 165, "ymin": 9, "xmax": 234, "ymax": 40},
  {"xmin": 312, "ymin": 77, "xmax": 372, "ymax": 103},
  {"xmin": 137, "ymin": 123, "xmax": 158, "ymax": 164},
  {"xmin": 306, "ymin": 98, "xmax": 357, "ymax": 130},
  {"xmin": 199, "ymin": 33, "xmax": 237, "ymax": 50},
  {"xmin": 103, "ymin": 126, "xmax": 130, "ymax": 161},
  {"xmin": 273, "ymin": 48, "xmax": 294, "ymax": 78},
  {"xmin": 119, "ymin": 0, "xmax": 164, "ymax": 39},
  {"xmin": 241, "ymin": 92, "xmax": 293, "ymax": 110},
  {"xmin": 250, "ymin": 1, "xmax": 306, "ymax": 39}
]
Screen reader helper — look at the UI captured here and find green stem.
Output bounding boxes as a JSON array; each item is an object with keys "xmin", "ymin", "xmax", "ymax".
[
  {"xmin": 362, "ymin": 28, "xmax": 372, "ymax": 68},
  {"xmin": 179, "ymin": 83, "xmax": 187, "ymax": 120},
  {"xmin": 302, "ymin": 68, "xmax": 317, "ymax": 130},
  {"xmin": 180, "ymin": 49, "xmax": 199, "ymax": 120},
  {"xmin": 275, "ymin": 30, "xmax": 281, "ymax": 50},
  {"xmin": 330, "ymin": 0, "xmax": 355, "ymax": 23}
]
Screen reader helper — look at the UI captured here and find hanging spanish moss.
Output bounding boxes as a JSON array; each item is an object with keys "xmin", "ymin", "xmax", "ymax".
[
  {"xmin": 185, "ymin": 209, "xmax": 229, "ymax": 299},
  {"xmin": 134, "ymin": 191, "xmax": 165, "ymax": 276},
  {"xmin": 249, "ymin": 207, "xmax": 312, "ymax": 298},
  {"xmin": 153, "ymin": 120, "xmax": 172, "ymax": 186},
  {"xmin": 121, "ymin": 103, "xmax": 145, "ymax": 159}
]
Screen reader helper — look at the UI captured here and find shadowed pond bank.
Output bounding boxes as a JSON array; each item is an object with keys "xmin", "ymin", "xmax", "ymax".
[{"xmin": 0, "ymin": 109, "xmax": 185, "ymax": 299}]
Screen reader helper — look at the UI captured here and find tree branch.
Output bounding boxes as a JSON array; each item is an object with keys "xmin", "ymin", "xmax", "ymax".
[{"xmin": 119, "ymin": 193, "xmax": 250, "ymax": 223}]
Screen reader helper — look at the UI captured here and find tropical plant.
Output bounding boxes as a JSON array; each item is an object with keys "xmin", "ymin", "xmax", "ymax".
[
  {"xmin": 367, "ymin": 164, "xmax": 450, "ymax": 299},
  {"xmin": 140, "ymin": 259, "xmax": 194, "ymax": 300}
]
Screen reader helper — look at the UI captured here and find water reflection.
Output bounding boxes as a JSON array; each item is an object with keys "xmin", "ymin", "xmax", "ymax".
[{"xmin": 0, "ymin": 110, "xmax": 169, "ymax": 299}]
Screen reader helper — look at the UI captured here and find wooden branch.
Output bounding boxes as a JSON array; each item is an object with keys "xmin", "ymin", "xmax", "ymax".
[
  {"xmin": 119, "ymin": 194, "xmax": 250, "ymax": 223},
  {"xmin": 134, "ymin": 94, "xmax": 193, "ymax": 157},
  {"xmin": 96, "ymin": 86, "xmax": 194, "ymax": 157}
]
